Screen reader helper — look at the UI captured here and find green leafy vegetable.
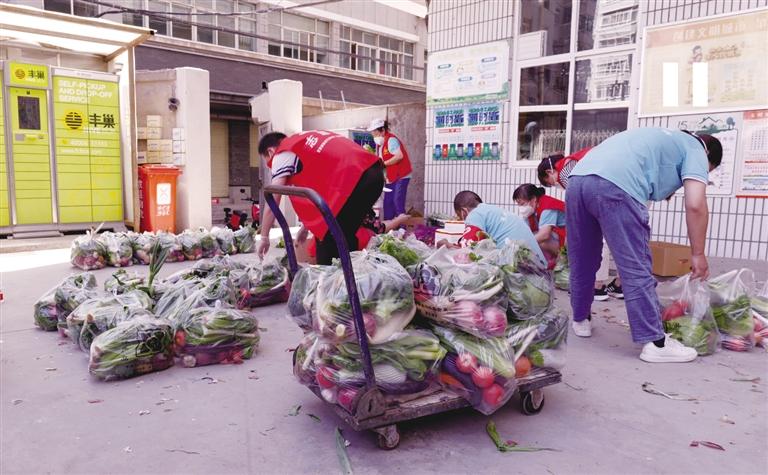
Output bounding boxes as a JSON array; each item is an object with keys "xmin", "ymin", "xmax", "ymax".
[{"xmin": 486, "ymin": 421, "xmax": 557, "ymax": 452}]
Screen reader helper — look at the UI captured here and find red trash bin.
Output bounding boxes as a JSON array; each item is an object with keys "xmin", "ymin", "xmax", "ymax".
[{"xmin": 138, "ymin": 165, "xmax": 182, "ymax": 233}]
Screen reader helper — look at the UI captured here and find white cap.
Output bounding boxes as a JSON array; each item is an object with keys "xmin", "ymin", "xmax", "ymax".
[{"xmin": 367, "ymin": 118, "xmax": 385, "ymax": 132}]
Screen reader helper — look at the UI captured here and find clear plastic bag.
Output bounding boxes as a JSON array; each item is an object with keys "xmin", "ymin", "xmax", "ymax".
[
  {"xmin": 157, "ymin": 231, "xmax": 185, "ymax": 263},
  {"xmin": 367, "ymin": 231, "xmax": 433, "ymax": 270},
  {"xmin": 33, "ymin": 288, "xmax": 59, "ymax": 331},
  {"xmin": 506, "ymin": 310, "xmax": 568, "ymax": 372},
  {"xmin": 198, "ymin": 228, "xmax": 222, "ymax": 258},
  {"xmin": 231, "ymin": 257, "xmax": 290, "ymax": 309},
  {"xmin": 752, "ymin": 280, "xmax": 768, "ymax": 349},
  {"xmin": 708, "ymin": 269, "xmax": 755, "ymax": 351},
  {"xmin": 174, "ymin": 304, "xmax": 260, "ymax": 367},
  {"xmin": 413, "ymin": 246, "xmax": 508, "ymax": 338},
  {"xmin": 212, "ymin": 226, "xmax": 237, "ymax": 255},
  {"xmin": 89, "ymin": 316, "xmax": 175, "ymax": 381},
  {"xmin": 128, "ymin": 231, "xmax": 156, "ymax": 265},
  {"xmin": 314, "ymin": 251, "xmax": 416, "ymax": 344},
  {"xmin": 432, "ymin": 325, "xmax": 517, "ymax": 415},
  {"xmin": 70, "ymin": 231, "xmax": 107, "ymax": 270},
  {"xmin": 104, "ymin": 269, "xmax": 146, "ymax": 295},
  {"xmin": 553, "ymin": 246, "xmax": 569, "ymax": 291},
  {"xmin": 67, "ymin": 290, "xmax": 154, "ymax": 352},
  {"xmin": 294, "ymin": 330, "xmax": 445, "ymax": 411},
  {"xmin": 101, "ymin": 231, "xmax": 133, "ymax": 267},
  {"xmin": 288, "ymin": 265, "xmax": 331, "ymax": 332},
  {"xmin": 494, "ymin": 242, "xmax": 553, "ymax": 320},
  {"xmin": 233, "ymin": 226, "xmax": 256, "ymax": 254},
  {"xmin": 179, "ymin": 230, "xmax": 204, "ymax": 261},
  {"xmin": 53, "ymin": 273, "xmax": 100, "ymax": 336},
  {"xmin": 153, "ymin": 279, "xmax": 204, "ymax": 321},
  {"xmin": 657, "ymin": 274, "xmax": 720, "ymax": 355}
]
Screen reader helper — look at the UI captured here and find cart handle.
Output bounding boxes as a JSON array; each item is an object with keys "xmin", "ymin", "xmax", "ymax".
[{"xmin": 263, "ymin": 184, "xmax": 376, "ymax": 389}]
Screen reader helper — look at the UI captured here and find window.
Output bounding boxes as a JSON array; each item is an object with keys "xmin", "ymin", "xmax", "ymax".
[
  {"xmin": 43, "ymin": 0, "xmax": 72, "ymax": 14},
  {"xmin": 268, "ymin": 12, "xmax": 330, "ymax": 64},
  {"xmin": 147, "ymin": 0, "xmax": 168, "ymax": 36},
  {"xmin": 513, "ymin": 0, "xmax": 637, "ymax": 163},
  {"xmin": 171, "ymin": 4, "xmax": 192, "ymax": 40},
  {"xmin": 340, "ymin": 28, "xmax": 416, "ymax": 79}
]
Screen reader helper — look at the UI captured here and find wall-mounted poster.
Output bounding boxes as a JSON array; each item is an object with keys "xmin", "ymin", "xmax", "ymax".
[
  {"xmin": 427, "ymin": 40, "xmax": 509, "ymax": 105},
  {"xmin": 432, "ymin": 102, "xmax": 502, "ymax": 161},
  {"xmin": 639, "ymin": 9, "xmax": 768, "ymax": 117},
  {"xmin": 737, "ymin": 109, "xmax": 768, "ymax": 196},
  {"xmin": 673, "ymin": 112, "xmax": 741, "ymax": 196}
]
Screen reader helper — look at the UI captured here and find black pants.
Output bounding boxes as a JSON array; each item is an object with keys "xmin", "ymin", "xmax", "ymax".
[{"xmin": 316, "ymin": 162, "xmax": 385, "ymax": 265}]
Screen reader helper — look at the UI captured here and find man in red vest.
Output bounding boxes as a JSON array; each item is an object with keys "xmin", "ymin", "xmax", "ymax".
[
  {"xmin": 257, "ymin": 130, "xmax": 384, "ymax": 265},
  {"xmin": 368, "ymin": 118, "xmax": 412, "ymax": 220}
]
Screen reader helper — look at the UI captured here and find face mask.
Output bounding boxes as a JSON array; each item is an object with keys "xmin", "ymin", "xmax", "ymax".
[
  {"xmin": 519, "ymin": 205, "xmax": 534, "ymax": 218},
  {"xmin": 373, "ymin": 136, "xmax": 384, "ymax": 146}
]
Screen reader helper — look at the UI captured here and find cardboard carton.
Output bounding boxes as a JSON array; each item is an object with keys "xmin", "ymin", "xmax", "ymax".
[
  {"xmin": 146, "ymin": 115, "xmax": 163, "ymax": 127},
  {"xmin": 650, "ymin": 241, "xmax": 692, "ymax": 277}
]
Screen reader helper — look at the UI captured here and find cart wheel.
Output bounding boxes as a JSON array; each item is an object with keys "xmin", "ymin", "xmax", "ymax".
[
  {"xmin": 374, "ymin": 425, "xmax": 400, "ymax": 450},
  {"xmin": 520, "ymin": 389, "xmax": 545, "ymax": 415}
]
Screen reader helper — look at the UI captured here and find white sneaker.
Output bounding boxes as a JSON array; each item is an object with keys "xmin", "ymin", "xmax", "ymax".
[
  {"xmin": 639, "ymin": 335, "xmax": 697, "ymax": 363},
  {"xmin": 572, "ymin": 319, "xmax": 592, "ymax": 337}
]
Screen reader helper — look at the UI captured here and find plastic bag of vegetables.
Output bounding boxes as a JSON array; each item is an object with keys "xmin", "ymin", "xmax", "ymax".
[
  {"xmin": 233, "ymin": 226, "xmax": 256, "ymax": 254},
  {"xmin": 413, "ymin": 246, "xmax": 508, "ymax": 338},
  {"xmin": 314, "ymin": 251, "xmax": 416, "ymax": 344},
  {"xmin": 54, "ymin": 273, "xmax": 100, "ymax": 336},
  {"xmin": 553, "ymin": 246, "xmax": 569, "ymax": 291},
  {"xmin": 179, "ymin": 230, "xmax": 203, "ymax": 261},
  {"xmin": 66, "ymin": 290, "xmax": 154, "ymax": 352},
  {"xmin": 295, "ymin": 330, "xmax": 446, "ymax": 410},
  {"xmin": 33, "ymin": 288, "xmax": 59, "ymax": 331},
  {"xmin": 156, "ymin": 231, "xmax": 185, "ymax": 263},
  {"xmin": 656, "ymin": 274, "xmax": 719, "ymax": 355},
  {"xmin": 212, "ymin": 226, "xmax": 237, "ymax": 255},
  {"xmin": 494, "ymin": 242, "xmax": 553, "ymax": 320},
  {"xmin": 101, "ymin": 231, "xmax": 133, "ymax": 267},
  {"xmin": 89, "ymin": 316, "xmax": 175, "ymax": 381},
  {"xmin": 153, "ymin": 279, "xmax": 204, "ymax": 321},
  {"xmin": 198, "ymin": 228, "xmax": 222, "ymax": 258},
  {"xmin": 174, "ymin": 304, "xmax": 260, "ymax": 367},
  {"xmin": 288, "ymin": 265, "xmax": 331, "ymax": 332},
  {"xmin": 752, "ymin": 280, "xmax": 768, "ymax": 349},
  {"xmin": 231, "ymin": 257, "xmax": 290, "ymax": 309},
  {"xmin": 708, "ymin": 269, "xmax": 755, "ymax": 351},
  {"xmin": 128, "ymin": 231, "xmax": 156, "ymax": 265},
  {"xmin": 507, "ymin": 310, "xmax": 568, "ymax": 373},
  {"xmin": 367, "ymin": 232, "xmax": 432, "ymax": 271},
  {"xmin": 432, "ymin": 325, "xmax": 517, "ymax": 415},
  {"xmin": 70, "ymin": 231, "xmax": 107, "ymax": 270},
  {"xmin": 104, "ymin": 269, "xmax": 146, "ymax": 295}
]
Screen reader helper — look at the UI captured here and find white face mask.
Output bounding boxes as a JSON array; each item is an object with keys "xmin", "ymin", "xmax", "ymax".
[
  {"xmin": 373, "ymin": 136, "xmax": 384, "ymax": 146},
  {"xmin": 519, "ymin": 205, "xmax": 534, "ymax": 218}
]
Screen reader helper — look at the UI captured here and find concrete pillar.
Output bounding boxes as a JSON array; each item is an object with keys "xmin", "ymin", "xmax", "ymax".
[{"xmin": 174, "ymin": 67, "xmax": 212, "ymax": 230}]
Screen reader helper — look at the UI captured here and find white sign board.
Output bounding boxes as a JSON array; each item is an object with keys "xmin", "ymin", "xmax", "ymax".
[{"xmin": 427, "ymin": 40, "xmax": 510, "ymax": 105}]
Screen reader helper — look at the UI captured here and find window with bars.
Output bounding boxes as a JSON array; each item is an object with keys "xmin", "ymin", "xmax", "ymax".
[
  {"xmin": 267, "ymin": 12, "xmax": 330, "ymax": 64},
  {"xmin": 340, "ymin": 26, "xmax": 415, "ymax": 80}
]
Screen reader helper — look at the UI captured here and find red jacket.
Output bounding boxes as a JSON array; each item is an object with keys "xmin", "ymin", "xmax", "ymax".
[
  {"xmin": 271, "ymin": 130, "xmax": 379, "ymax": 240},
  {"xmin": 379, "ymin": 131, "xmax": 412, "ymax": 183},
  {"xmin": 527, "ymin": 195, "xmax": 567, "ymax": 248},
  {"xmin": 555, "ymin": 147, "xmax": 592, "ymax": 188}
]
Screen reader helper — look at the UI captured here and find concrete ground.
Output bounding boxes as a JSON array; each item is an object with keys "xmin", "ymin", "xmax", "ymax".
[{"xmin": 1, "ymin": 247, "xmax": 766, "ymax": 475}]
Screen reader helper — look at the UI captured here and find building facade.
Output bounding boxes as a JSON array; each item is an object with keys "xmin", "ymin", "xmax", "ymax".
[{"xmin": 425, "ymin": 0, "xmax": 768, "ymax": 261}]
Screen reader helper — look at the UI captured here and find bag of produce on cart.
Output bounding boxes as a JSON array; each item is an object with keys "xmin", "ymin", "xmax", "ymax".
[
  {"xmin": 179, "ymin": 230, "xmax": 204, "ymax": 261},
  {"xmin": 507, "ymin": 310, "xmax": 568, "ymax": 373},
  {"xmin": 288, "ymin": 265, "xmax": 331, "ymax": 332},
  {"xmin": 89, "ymin": 316, "xmax": 174, "ymax": 381},
  {"xmin": 70, "ymin": 231, "xmax": 108, "ymax": 270},
  {"xmin": 101, "ymin": 231, "xmax": 133, "ymax": 267},
  {"xmin": 233, "ymin": 226, "xmax": 256, "ymax": 254},
  {"xmin": 314, "ymin": 251, "xmax": 416, "ymax": 344},
  {"xmin": 494, "ymin": 242, "xmax": 553, "ymax": 320},
  {"xmin": 127, "ymin": 231, "xmax": 156, "ymax": 265},
  {"xmin": 53, "ymin": 273, "xmax": 100, "ymax": 336},
  {"xmin": 432, "ymin": 325, "xmax": 517, "ymax": 415},
  {"xmin": 156, "ymin": 231, "xmax": 185, "ymax": 263},
  {"xmin": 413, "ymin": 246, "xmax": 507, "ymax": 338},
  {"xmin": 212, "ymin": 226, "xmax": 238, "ymax": 255},
  {"xmin": 174, "ymin": 303, "xmax": 260, "ymax": 367},
  {"xmin": 104, "ymin": 269, "xmax": 146, "ymax": 295},
  {"xmin": 67, "ymin": 290, "xmax": 154, "ymax": 352},
  {"xmin": 553, "ymin": 246, "xmax": 570, "ymax": 291},
  {"xmin": 198, "ymin": 228, "xmax": 222, "ymax": 258},
  {"xmin": 367, "ymin": 232, "xmax": 432, "ymax": 271},
  {"xmin": 232, "ymin": 257, "xmax": 290, "ymax": 309},
  {"xmin": 708, "ymin": 269, "xmax": 755, "ymax": 352},
  {"xmin": 656, "ymin": 274, "xmax": 719, "ymax": 355}
]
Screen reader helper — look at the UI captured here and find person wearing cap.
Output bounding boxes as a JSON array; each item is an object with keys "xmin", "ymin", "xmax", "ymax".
[
  {"xmin": 257, "ymin": 130, "xmax": 384, "ymax": 265},
  {"xmin": 564, "ymin": 127, "xmax": 723, "ymax": 364},
  {"xmin": 368, "ymin": 119, "xmax": 412, "ymax": 220}
]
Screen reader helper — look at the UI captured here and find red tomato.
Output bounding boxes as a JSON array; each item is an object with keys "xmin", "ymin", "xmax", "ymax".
[
  {"xmin": 482, "ymin": 384, "xmax": 505, "ymax": 407},
  {"xmin": 316, "ymin": 366, "xmax": 336, "ymax": 389},
  {"xmin": 515, "ymin": 356, "xmax": 532, "ymax": 377},
  {"xmin": 338, "ymin": 388, "xmax": 358, "ymax": 411},
  {"xmin": 471, "ymin": 366, "xmax": 495, "ymax": 389},
  {"xmin": 662, "ymin": 301, "xmax": 688, "ymax": 321},
  {"xmin": 174, "ymin": 330, "xmax": 186, "ymax": 348},
  {"xmin": 456, "ymin": 353, "xmax": 479, "ymax": 374}
]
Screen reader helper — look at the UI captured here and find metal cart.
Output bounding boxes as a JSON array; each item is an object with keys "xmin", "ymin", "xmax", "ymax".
[{"xmin": 264, "ymin": 185, "xmax": 562, "ymax": 449}]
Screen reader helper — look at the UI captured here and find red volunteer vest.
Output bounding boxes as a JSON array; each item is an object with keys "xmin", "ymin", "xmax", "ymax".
[
  {"xmin": 527, "ymin": 195, "xmax": 567, "ymax": 249},
  {"xmin": 380, "ymin": 131, "xmax": 412, "ymax": 183},
  {"xmin": 307, "ymin": 227, "xmax": 375, "ymax": 258},
  {"xmin": 271, "ymin": 130, "xmax": 379, "ymax": 240},
  {"xmin": 554, "ymin": 147, "xmax": 592, "ymax": 188}
]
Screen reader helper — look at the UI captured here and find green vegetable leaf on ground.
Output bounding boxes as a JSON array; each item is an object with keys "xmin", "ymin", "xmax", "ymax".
[
  {"xmin": 288, "ymin": 404, "xmax": 302, "ymax": 416},
  {"xmin": 486, "ymin": 421, "xmax": 557, "ymax": 453},
  {"xmin": 335, "ymin": 427, "xmax": 353, "ymax": 475},
  {"xmin": 308, "ymin": 414, "xmax": 321, "ymax": 423}
]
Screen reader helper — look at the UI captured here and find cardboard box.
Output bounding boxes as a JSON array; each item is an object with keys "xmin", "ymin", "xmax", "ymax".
[
  {"xmin": 137, "ymin": 127, "xmax": 147, "ymax": 140},
  {"xmin": 137, "ymin": 150, "xmax": 147, "ymax": 164},
  {"xmin": 147, "ymin": 139, "xmax": 172, "ymax": 152},
  {"xmin": 146, "ymin": 115, "xmax": 163, "ymax": 127},
  {"xmin": 172, "ymin": 128, "xmax": 186, "ymax": 141},
  {"xmin": 650, "ymin": 241, "xmax": 692, "ymax": 277},
  {"xmin": 172, "ymin": 140, "xmax": 186, "ymax": 153},
  {"xmin": 403, "ymin": 216, "xmax": 425, "ymax": 231},
  {"xmin": 158, "ymin": 150, "xmax": 173, "ymax": 163},
  {"xmin": 146, "ymin": 127, "xmax": 162, "ymax": 139},
  {"xmin": 146, "ymin": 150, "xmax": 161, "ymax": 163}
]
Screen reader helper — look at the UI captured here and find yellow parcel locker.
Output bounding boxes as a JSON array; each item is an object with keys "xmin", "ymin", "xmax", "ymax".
[
  {"xmin": 0, "ymin": 78, "xmax": 8, "ymax": 227},
  {"xmin": 59, "ymin": 206, "xmax": 92, "ymax": 223},
  {"xmin": 58, "ymin": 188, "xmax": 91, "ymax": 206}
]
